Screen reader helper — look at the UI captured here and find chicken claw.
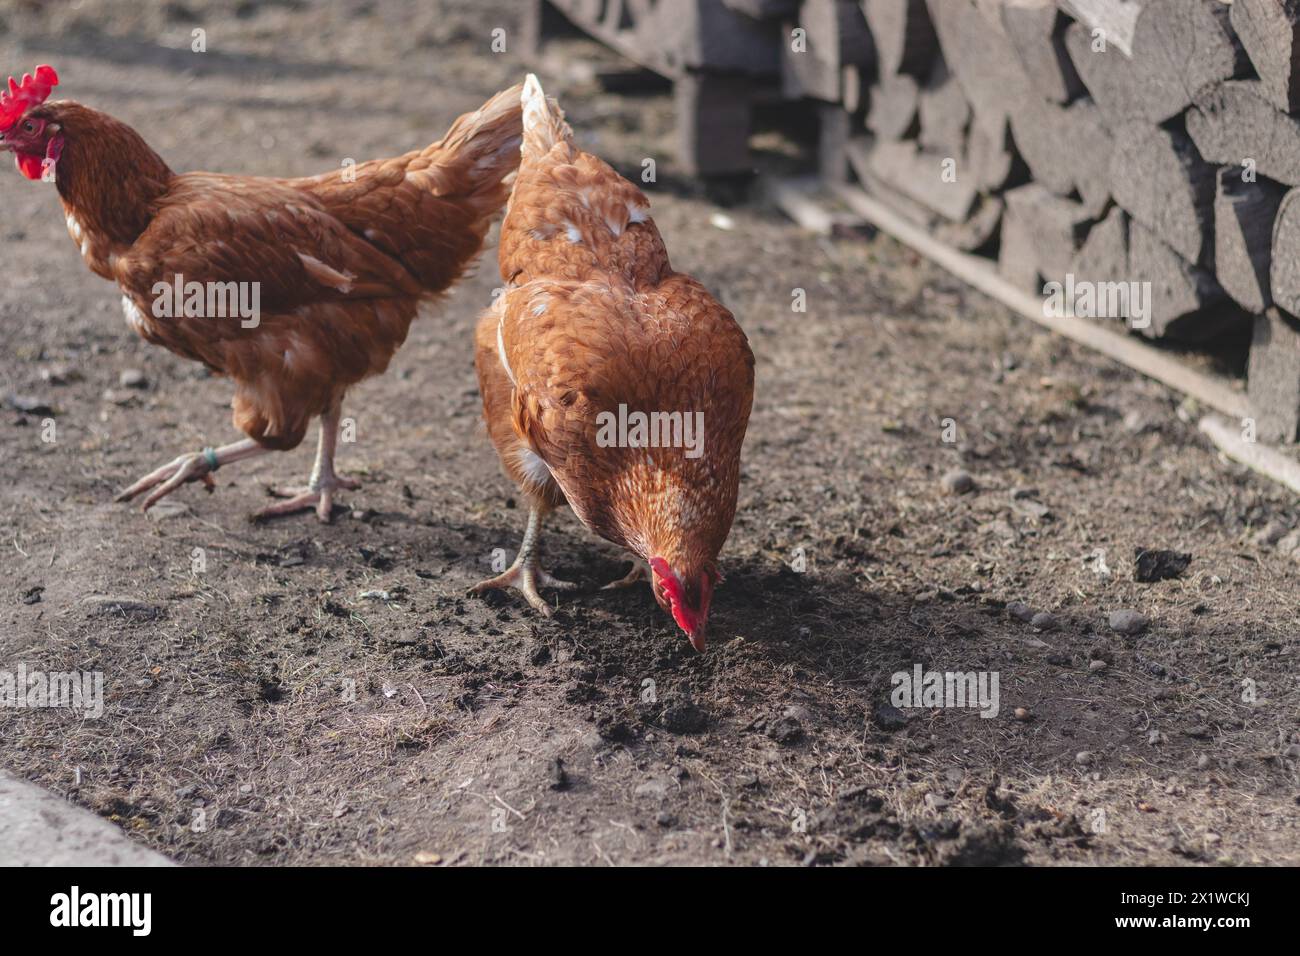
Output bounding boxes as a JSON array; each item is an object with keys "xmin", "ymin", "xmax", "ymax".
[
  {"xmin": 472, "ymin": 560, "xmax": 577, "ymax": 617},
  {"xmin": 115, "ymin": 439, "xmax": 264, "ymax": 513},
  {"xmin": 250, "ymin": 403, "xmax": 358, "ymax": 524},
  {"xmin": 601, "ymin": 560, "xmax": 649, "ymax": 590},
  {"xmin": 473, "ymin": 506, "xmax": 576, "ymax": 615},
  {"xmin": 253, "ymin": 474, "xmax": 361, "ymax": 524}
]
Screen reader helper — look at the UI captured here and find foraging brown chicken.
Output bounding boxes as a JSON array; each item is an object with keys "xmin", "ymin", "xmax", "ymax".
[
  {"xmin": 473, "ymin": 75, "xmax": 754, "ymax": 651},
  {"xmin": 0, "ymin": 65, "xmax": 523, "ymax": 520}
]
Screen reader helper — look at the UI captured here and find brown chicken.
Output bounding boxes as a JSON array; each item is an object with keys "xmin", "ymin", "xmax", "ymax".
[
  {"xmin": 0, "ymin": 65, "xmax": 523, "ymax": 520},
  {"xmin": 473, "ymin": 76, "xmax": 754, "ymax": 651}
]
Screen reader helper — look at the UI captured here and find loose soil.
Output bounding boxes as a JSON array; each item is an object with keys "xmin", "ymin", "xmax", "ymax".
[{"xmin": 1, "ymin": 0, "xmax": 1297, "ymax": 866}]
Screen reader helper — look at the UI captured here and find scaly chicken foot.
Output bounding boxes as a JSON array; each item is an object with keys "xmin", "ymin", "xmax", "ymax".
[
  {"xmin": 473, "ymin": 507, "xmax": 577, "ymax": 616},
  {"xmin": 253, "ymin": 405, "xmax": 357, "ymax": 524},
  {"xmin": 601, "ymin": 559, "xmax": 650, "ymax": 590},
  {"xmin": 115, "ymin": 438, "xmax": 265, "ymax": 513},
  {"xmin": 254, "ymin": 475, "xmax": 361, "ymax": 524}
]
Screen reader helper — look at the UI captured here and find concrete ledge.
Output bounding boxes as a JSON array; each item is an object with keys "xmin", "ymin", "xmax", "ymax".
[{"xmin": 0, "ymin": 771, "xmax": 174, "ymax": 867}]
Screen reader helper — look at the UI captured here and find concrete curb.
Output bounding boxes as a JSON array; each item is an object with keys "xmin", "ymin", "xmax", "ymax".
[{"xmin": 0, "ymin": 771, "xmax": 174, "ymax": 866}]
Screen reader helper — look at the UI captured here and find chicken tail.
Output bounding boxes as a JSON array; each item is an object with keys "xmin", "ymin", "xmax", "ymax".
[
  {"xmin": 433, "ymin": 80, "xmax": 527, "ymax": 198},
  {"xmin": 521, "ymin": 73, "xmax": 574, "ymax": 161},
  {"xmin": 500, "ymin": 75, "xmax": 666, "ymax": 286}
]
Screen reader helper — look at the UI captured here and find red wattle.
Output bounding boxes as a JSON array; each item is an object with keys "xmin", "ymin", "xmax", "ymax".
[
  {"xmin": 15, "ymin": 152, "xmax": 44, "ymax": 180},
  {"xmin": 650, "ymin": 556, "xmax": 706, "ymax": 650}
]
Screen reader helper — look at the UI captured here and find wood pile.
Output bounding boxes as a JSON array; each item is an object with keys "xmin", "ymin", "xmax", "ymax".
[
  {"xmin": 524, "ymin": 0, "xmax": 785, "ymax": 175},
  {"xmin": 529, "ymin": 0, "xmax": 1300, "ymax": 443}
]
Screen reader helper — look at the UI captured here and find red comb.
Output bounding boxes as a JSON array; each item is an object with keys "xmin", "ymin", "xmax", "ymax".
[{"xmin": 0, "ymin": 65, "xmax": 58, "ymax": 132}]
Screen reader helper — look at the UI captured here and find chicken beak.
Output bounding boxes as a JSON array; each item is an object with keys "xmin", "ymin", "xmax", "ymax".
[{"xmin": 649, "ymin": 556, "xmax": 709, "ymax": 652}]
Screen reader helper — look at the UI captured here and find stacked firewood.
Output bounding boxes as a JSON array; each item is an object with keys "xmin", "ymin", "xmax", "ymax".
[
  {"xmin": 524, "ymin": 0, "xmax": 787, "ymax": 176},
  {"xmin": 529, "ymin": 0, "xmax": 1300, "ymax": 442},
  {"xmin": 775, "ymin": 0, "xmax": 1300, "ymax": 441}
]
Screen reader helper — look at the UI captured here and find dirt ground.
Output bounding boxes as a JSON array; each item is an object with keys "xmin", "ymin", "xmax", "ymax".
[{"xmin": 1, "ymin": 0, "xmax": 1297, "ymax": 867}]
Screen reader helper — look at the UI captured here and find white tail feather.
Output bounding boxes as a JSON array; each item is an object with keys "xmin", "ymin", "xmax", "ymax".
[
  {"xmin": 522, "ymin": 73, "xmax": 548, "ymax": 134},
  {"xmin": 520, "ymin": 73, "xmax": 572, "ymax": 158}
]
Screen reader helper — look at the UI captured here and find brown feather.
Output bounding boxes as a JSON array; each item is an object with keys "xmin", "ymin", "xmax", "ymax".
[
  {"xmin": 474, "ymin": 80, "xmax": 754, "ymax": 586},
  {"xmin": 37, "ymin": 84, "xmax": 523, "ymax": 450}
]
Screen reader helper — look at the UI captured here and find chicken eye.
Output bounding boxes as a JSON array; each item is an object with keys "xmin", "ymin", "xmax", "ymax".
[{"xmin": 22, "ymin": 121, "xmax": 34, "ymax": 133}]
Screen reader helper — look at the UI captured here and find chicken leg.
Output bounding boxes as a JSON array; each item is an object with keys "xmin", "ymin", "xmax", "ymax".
[
  {"xmin": 472, "ymin": 505, "xmax": 577, "ymax": 616},
  {"xmin": 254, "ymin": 403, "xmax": 359, "ymax": 523},
  {"xmin": 116, "ymin": 438, "xmax": 266, "ymax": 513},
  {"xmin": 602, "ymin": 559, "xmax": 650, "ymax": 590}
]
